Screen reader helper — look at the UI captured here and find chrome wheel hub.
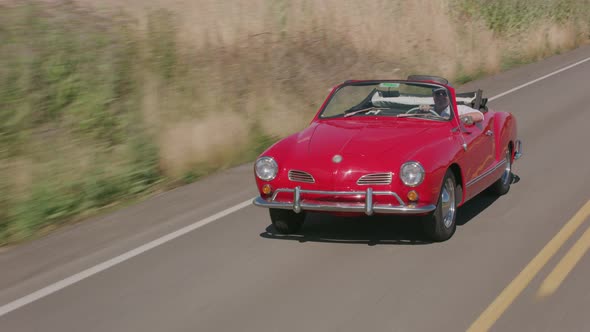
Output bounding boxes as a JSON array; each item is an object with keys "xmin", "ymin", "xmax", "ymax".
[
  {"xmin": 441, "ymin": 178, "xmax": 456, "ymax": 228},
  {"xmin": 501, "ymin": 150, "xmax": 512, "ymax": 186}
]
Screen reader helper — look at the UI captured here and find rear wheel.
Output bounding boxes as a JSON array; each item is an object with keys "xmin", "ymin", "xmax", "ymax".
[
  {"xmin": 270, "ymin": 208, "xmax": 306, "ymax": 234},
  {"xmin": 422, "ymin": 170, "xmax": 457, "ymax": 242},
  {"xmin": 490, "ymin": 147, "xmax": 513, "ymax": 195}
]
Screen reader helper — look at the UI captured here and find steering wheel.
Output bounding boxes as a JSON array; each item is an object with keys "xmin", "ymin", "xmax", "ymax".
[{"xmin": 405, "ymin": 106, "xmax": 439, "ymax": 117}]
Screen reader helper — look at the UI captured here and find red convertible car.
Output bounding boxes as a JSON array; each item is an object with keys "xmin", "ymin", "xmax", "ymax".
[{"xmin": 253, "ymin": 75, "xmax": 522, "ymax": 241}]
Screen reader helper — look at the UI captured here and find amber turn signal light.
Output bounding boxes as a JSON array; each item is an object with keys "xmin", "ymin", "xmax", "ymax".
[
  {"xmin": 262, "ymin": 184, "xmax": 272, "ymax": 195},
  {"xmin": 407, "ymin": 190, "xmax": 418, "ymax": 202}
]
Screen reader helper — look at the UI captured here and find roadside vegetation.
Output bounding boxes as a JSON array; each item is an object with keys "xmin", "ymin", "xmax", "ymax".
[{"xmin": 1, "ymin": 0, "xmax": 588, "ymax": 245}]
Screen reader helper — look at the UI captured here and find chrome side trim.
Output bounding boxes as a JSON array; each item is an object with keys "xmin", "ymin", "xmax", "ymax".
[
  {"xmin": 466, "ymin": 159, "xmax": 507, "ymax": 188},
  {"xmin": 255, "ymin": 187, "xmax": 436, "ymax": 215}
]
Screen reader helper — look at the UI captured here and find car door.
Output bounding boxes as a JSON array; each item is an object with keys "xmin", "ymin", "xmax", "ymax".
[{"xmin": 460, "ymin": 111, "xmax": 496, "ymax": 197}]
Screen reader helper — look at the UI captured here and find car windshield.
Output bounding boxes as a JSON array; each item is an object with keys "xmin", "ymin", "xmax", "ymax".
[{"xmin": 319, "ymin": 81, "xmax": 452, "ymax": 121}]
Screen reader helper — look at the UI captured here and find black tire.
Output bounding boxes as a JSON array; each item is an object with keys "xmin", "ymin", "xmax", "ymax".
[
  {"xmin": 490, "ymin": 147, "xmax": 513, "ymax": 196},
  {"xmin": 269, "ymin": 208, "xmax": 306, "ymax": 234},
  {"xmin": 422, "ymin": 170, "xmax": 458, "ymax": 242}
]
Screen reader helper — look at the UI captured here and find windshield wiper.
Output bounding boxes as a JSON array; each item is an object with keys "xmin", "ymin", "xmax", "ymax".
[{"xmin": 344, "ymin": 107, "xmax": 377, "ymax": 117}]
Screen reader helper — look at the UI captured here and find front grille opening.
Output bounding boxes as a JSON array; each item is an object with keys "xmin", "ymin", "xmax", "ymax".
[
  {"xmin": 288, "ymin": 170, "xmax": 315, "ymax": 183},
  {"xmin": 357, "ymin": 172, "xmax": 392, "ymax": 185}
]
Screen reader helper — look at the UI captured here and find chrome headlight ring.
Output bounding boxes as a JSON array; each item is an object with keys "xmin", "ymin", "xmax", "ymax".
[
  {"xmin": 255, "ymin": 157, "xmax": 278, "ymax": 181},
  {"xmin": 400, "ymin": 161, "xmax": 425, "ymax": 187}
]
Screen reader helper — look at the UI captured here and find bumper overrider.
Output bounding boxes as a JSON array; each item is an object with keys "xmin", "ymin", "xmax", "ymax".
[
  {"xmin": 514, "ymin": 139, "xmax": 523, "ymax": 160},
  {"xmin": 253, "ymin": 187, "xmax": 436, "ymax": 216}
]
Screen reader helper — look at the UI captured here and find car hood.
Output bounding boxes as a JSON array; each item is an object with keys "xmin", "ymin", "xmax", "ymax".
[
  {"xmin": 266, "ymin": 118, "xmax": 453, "ymax": 190},
  {"xmin": 292, "ymin": 119, "xmax": 448, "ymax": 163}
]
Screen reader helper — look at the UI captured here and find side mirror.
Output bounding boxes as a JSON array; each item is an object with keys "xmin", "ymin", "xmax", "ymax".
[{"xmin": 461, "ymin": 115, "xmax": 475, "ymax": 126}]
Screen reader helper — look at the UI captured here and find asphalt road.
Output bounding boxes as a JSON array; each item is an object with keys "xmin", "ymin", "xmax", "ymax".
[{"xmin": 1, "ymin": 45, "xmax": 590, "ymax": 332}]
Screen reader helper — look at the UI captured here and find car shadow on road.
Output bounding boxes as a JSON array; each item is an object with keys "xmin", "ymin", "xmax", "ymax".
[
  {"xmin": 259, "ymin": 174, "xmax": 520, "ymax": 245},
  {"xmin": 260, "ymin": 213, "xmax": 432, "ymax": 245},
  {"xmin": 456, "ymin": 191, "xmax": 499, "ymax": 226},
  {"xmin": 457, "ymin": 173, "xmax": 520, "ymax": 226}
]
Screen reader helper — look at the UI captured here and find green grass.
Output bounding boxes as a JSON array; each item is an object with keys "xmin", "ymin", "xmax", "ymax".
[
  {"xmin": 0, "ymin": 2, "xmax": 162, "ymax": 244},
  {"xmin": 454, "ymin": 66, "xmax": 487, "ymax": 85},
  {"xmin": 456, "ymin": 0, "xmax": 590, "ymax": 35}
]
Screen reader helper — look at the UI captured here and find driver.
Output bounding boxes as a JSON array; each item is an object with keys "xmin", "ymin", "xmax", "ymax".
[{"xmin": 420, "ymin": 88, "xmax": 484, "ymax": 125}]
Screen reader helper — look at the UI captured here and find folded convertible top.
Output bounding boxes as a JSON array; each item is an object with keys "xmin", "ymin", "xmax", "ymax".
[{"xmin": 457, "ymin": 90, "xmax": 487, "ymax": 111}]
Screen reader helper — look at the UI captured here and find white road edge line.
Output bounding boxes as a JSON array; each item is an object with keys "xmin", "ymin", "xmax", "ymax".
[
  {"xmin": 488, "ymin": 56, "xmax": 590, "ymax": 101},
  {"xmin": 1, "ymin": 55, "xmax": 590, "ymax": 318},
  {"xmin": 0, "ymin": 199, "xmax": 253, "ymax": 317}
]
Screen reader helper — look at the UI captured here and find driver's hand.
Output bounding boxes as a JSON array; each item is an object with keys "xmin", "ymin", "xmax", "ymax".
[
  {"xmin": 418, "ymin": 104, "xmax": 431, "ymax": 112},
  {"xmin": 460, "ymin": 115, "xmax": 474, "ymax": 125}
]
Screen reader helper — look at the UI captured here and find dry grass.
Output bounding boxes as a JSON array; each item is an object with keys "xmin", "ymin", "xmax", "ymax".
[
  {"xmin": 159, "ymin": 112, "xmax": 250, "ymax": 176},
  {"xmin": 125, "ymin": 0, "xmax": 588, "ymax": 176}
]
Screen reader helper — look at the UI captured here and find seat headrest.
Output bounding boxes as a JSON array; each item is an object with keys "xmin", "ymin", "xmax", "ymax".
[{"xmin": 379, "ymin": 90, "xmax": 400, "ymax": 98}]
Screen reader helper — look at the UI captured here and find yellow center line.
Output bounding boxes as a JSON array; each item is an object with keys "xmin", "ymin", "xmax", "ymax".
[
  {"xmin": 467, "ymin": 200, "xmax": 590, "ymax": 332},
  {"xmin": 537, "ymin": 223, "xmax": 590, "ymax": 298}
]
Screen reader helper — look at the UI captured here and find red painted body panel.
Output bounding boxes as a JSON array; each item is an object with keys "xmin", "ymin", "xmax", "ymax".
[{"xmin": 254, "ymin": 80, "xmax": 519, "ymax": 215}]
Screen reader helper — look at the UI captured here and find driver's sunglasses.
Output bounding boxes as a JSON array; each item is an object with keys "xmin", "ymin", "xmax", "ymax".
[{"xmin": 434, "ymin": 90, "xmax": 448, "ymax": 97}]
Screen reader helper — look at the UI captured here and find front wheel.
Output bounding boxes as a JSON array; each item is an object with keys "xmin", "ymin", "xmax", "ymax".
[
  {"xmin": 269, "ymin": 208, "xmax": 306, "ymax": 234},
  {"xmin": 422, "ymin": 170, "xmax": 457, "ymax": 242}
]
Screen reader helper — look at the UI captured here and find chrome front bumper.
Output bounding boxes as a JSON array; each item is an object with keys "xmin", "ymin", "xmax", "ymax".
[
  {"xmin": 514, "ymin": 139, "xmax": 523, "ymax": 160},
  {"xmin": 253, "ymin": 187, "xmax": 436, "ymax": 216}
]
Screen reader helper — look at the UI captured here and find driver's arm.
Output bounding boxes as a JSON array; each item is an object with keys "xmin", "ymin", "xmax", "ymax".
[
  {"xmin": 457, "ymin": 105, "xmax": 484, "ymax": 124},
  {"xmin": 460, "ymin": 111, "xmax": 484, "ymax": 123}
]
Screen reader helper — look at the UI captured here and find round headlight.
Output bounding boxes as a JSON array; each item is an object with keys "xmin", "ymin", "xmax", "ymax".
[
  {"xmin": 255, "ymin": 157, "xmax": 278, "ymax": 181},
  {"xmin": 400, "ymin": 162, "xmax": 425, "ymax": 187}
]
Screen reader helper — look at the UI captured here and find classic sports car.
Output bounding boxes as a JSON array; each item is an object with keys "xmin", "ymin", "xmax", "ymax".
[{"xmin": 253, "ymin": 75, "xmax": 522, "ymax": 241}]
